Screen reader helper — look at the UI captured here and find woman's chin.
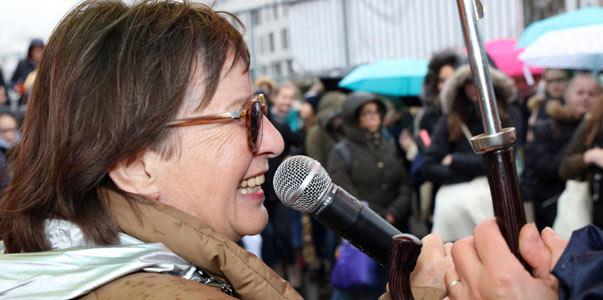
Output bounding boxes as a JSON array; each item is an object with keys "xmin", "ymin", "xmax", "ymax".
[{"xmin": 235, "ymin": 205, "xmax": 269, "ymax": 237}]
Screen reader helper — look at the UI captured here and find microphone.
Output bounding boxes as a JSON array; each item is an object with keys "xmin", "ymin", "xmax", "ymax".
[{"xmin": 273, "ymin": 155, "xmax": 420, "ymax": 266}]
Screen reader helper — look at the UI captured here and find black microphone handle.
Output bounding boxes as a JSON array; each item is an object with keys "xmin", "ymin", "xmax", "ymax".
[{"xmin": 313, "ymin": 184, "xmax": 402, "ymax": 266}]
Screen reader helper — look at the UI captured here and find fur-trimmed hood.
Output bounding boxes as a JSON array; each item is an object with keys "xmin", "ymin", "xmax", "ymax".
[
  {"xmin": 440, "ymin": 65, "xmax": 517, "ymax": 114},
  {"xmin": 545, "ymin": 99, "xmax": 584, "ymax": 123}
]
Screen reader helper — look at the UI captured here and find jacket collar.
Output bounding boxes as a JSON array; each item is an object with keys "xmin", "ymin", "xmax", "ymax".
[{"xmin": 106, "ymin": 190, "xmax": 302, "ymax": 300}]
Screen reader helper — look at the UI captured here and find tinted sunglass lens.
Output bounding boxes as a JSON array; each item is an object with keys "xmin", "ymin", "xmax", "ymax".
[{"xmin": 249, "ymin": 101, "xmax": 263, "ymax": 152}]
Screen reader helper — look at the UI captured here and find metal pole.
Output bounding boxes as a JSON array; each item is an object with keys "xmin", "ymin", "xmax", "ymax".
[
  {"xmin": 455, "ymin": 0, "xmax": 528, "ymax": 267},
  {"xmin": 341, "ymin": 0, "xmax": 351, "ymax": 69},
  {"xmin": 456, "ymin": 0, "xmax": 502, "ymax": 136}
]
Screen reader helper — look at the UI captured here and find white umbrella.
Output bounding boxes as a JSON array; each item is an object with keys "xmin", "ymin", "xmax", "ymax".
[{"xmin": 519, "ymin": 24, "xmax": 603, "ymax": 71}]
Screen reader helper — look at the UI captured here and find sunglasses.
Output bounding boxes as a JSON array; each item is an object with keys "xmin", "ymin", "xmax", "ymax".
[{"xmin": 167, "ymin": 93, "xmax": 267, "ymax": 153}]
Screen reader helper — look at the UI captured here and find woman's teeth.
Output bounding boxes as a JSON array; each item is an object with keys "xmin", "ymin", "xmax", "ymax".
[{"xmin": 239, "ymin": 174, "xmax": 265, "ymax": 194}]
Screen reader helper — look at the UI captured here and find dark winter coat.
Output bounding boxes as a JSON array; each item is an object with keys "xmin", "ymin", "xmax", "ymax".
[
  {"xmin": 559, "ymin": 118, "xmax": 603, "ymax": 228},
  {"xmin": 525, "ymin": 100, "xmax": 583, "ymax": 228},
  {"xmin": 305, "ymin": 92, "xmax": 345, "ymax": 167},
  {"xmin": 327, "ymin": 93, "xmax": 411, "ymax": 229},
  {"xmin": 553, "ymin": 225, "xmax": 603, "ymax": 300},
  {"xmin": 418, "ymin": 106, "xmax": 442, "ymax": 137},
  {"xmin": 420, "ymin": 65, "xmax": 521, "ymax": 185}
]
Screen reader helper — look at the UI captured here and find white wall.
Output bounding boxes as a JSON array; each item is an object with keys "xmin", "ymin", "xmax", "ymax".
[{"xmin": 289, "ymin": 0, "xmax": 524, "ymax": 74}]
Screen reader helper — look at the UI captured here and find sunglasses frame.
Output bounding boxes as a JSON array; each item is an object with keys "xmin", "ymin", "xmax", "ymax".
[{"xmin": 166, "ymin": 93, "xmax": 267, "ymax": 153}]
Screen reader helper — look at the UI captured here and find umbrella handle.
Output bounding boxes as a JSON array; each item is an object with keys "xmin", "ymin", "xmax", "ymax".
[{"xmin": 387, "ymin": 235, "xmax": 422, "ymax": 300}]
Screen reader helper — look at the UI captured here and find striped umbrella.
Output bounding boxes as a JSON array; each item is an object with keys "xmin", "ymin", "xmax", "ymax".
[
  {"xmin": 519, "ymin": 24, "xmax": 603, "ymax": 71},
  {"xmin": 517, "ymin": 7, "xmax": 603, "ymax": 48}
]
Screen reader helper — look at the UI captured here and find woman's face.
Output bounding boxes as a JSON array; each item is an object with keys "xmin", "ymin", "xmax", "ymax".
[
  {"xmin": 564, "ymin": 75, "xmax": 599, "ymax": 115},
  {"xmin": 358, "ymin": 102, "xmax": 382, "ymax": 133},
  {"xmin": 544, "ymin": 70, "xmax": 569, "ymax": 99},
  {"xmin": 437, "ymin": 65, "xmax": 455, "ymax": 93},
  {"xmin": 463, "ymin": 82, "xmax": 478, "ymax": 103},
  {"xmin": 149, "ymin": 57, "xmax": 284, "ymax": 241},
  {"xmin": 272, "ymin": 87, "xmax": 296, "ymax": 115}
]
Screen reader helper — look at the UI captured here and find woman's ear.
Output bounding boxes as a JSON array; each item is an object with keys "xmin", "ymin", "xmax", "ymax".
[{"xmin": 108, "ymin": 151, "xmax": 161, "ymax": 200}]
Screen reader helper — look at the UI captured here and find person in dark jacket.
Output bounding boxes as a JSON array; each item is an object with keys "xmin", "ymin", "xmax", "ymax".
[
  {"xmin": 421, "ymin": 65, "xmax": 521, "ymax": 185},
  {"xmin": 417, "ymin": 50, "xmax": 461, "ymax": 136},
  {"xmin": 526, "ymin": 73, "xmax": 599, "ymax": 229},
  {"xmin": 559, "ymin": 93, "xmax": 603, "ymax": 229},
  {"xmin": 520, "ymin": 69, "xmax": 571, "ymax": 207},
  {"xmin": 257, "ymin": 89, "xmax": 305, "ymax": 287},
  {"xmin": 525, "ymin": 69, "xmax": 570, "ymax": 141},
  {"xmin": 327, "ymin": 92, "xmax": 412, "ymax": 300},
  {"xmin": 421, "ymin": 65, "xmax": 521, "ymax": 241},
  {"xmin": 0, "ymin": 67, "xmax": 9, "ymax": 106},
  {"xmin": 304, "ymin": 91, "xmax": 346, "ymax": 298},
  {"xmin": 10, "ymin": 38, "xmax": 44, "ymax": 105},
  {"xmin": 305, "ymin": 91, "xmax": 346, "ymax": 167},
  {"xmin": 328, "ymin": 92, "xmax": 412, "ymax": 229}
]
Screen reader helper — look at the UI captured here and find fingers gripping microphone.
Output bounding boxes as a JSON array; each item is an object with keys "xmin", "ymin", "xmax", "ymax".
[{"xmin": 273, "ymin": 155, "xmax": 420, "ymax": 266}]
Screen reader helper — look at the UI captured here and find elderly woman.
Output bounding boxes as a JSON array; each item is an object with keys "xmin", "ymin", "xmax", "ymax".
[{"xmin": 0, "ymin": 1, "xmax": 453, "ymax": 299}]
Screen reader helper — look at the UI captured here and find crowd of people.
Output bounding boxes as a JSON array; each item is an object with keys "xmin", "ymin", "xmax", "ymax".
[
  {"xmin": 0, "ymin": 1, "xmax": 602, "ymax": 300},
  {"xmin": 245, "ymin": 51, "xmax": 601, "ymax": 299}
]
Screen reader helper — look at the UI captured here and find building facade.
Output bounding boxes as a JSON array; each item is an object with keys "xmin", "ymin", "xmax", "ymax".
[{"xmin": 214, "ymin": 0, "xmax": 600, "ymax": 81}]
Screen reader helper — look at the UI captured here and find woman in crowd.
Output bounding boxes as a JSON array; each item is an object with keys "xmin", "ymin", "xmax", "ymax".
[
  {"xmin": 328, "ymin": 92, "xmax": 412, "ymax": 231},
  {"xmin": 559, "ymin": 92, "xmax": 603, "ymax": 228},
  {"xmin": 520, "ymin": 69, "xmax": 570, "ymax": 225},
  {"xmin": 10, "ymin": 38, "xmax": 44, "ymax": 105},
  {"xmin": 421, "ymin": 65, "xmax": 522, "ymax": 241},
  {"xmin": 525, "ymin": 69, "xmax": 571, "ymax": 141},
  {"xmin": 398, "ymin": 50, "xmax": 461, "ymax": 232},
  {"xmin": 0, "ymin": 1, "xmax": 452, "ymax": 299},
  {"xmin": 524, "ymin": 73, "xmax": 599, "ymax": 229},
  {"xmin": 328, "ymin": 92, "xmax": 413, "ymax": 299},
  {"xmin": 417, "ymin": 50, "xmax": 461, "ymax": 136}
]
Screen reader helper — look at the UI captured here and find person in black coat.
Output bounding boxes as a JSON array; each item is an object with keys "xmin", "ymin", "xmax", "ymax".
[
  {"xmin": 0, "ymin": 66, "xmax": 9, "ymax": 106},
  {"xmin": 525, "ymin": 73, "xmax": 600, "ymax": 229},
  {"xmin": 10, "ymin": 38, "xmax": 44, "ymax": 105},
  {"xmin": 420, "ymin": 65, "xmax": 522, "ymax": 241},
  {"xmin": 421, "ymin": 65, "xmax": 522, "ymax": 185}
]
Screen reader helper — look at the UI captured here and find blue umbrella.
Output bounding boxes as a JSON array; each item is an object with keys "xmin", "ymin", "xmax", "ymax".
[
  {"xmin": 338, "ymin": 59, "xmax": 427, "ymax": 97},
  {"xmin": 517, "ymin": 7, "xmax": 603, "ymax": 48}
]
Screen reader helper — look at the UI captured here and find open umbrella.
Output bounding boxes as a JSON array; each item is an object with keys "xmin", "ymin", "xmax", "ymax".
[
  {"xmin": 485, "ymin": 39, "xmax": 543, "ymax": 78},
  {"xmin": 517, "ymin": 7, "xmax": 603, "ymax": 48},
  {"xmin": 519, "ymin": 24, "xmax": 603, "ymax": 71},
  {"xmin": 338, "ymin": 59, "xmax": 427, "ymax": 97}
]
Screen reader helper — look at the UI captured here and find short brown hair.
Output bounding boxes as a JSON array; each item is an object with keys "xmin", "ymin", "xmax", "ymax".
[{"xmin": 0, "ymin": 0, "xmax": 249, "ymax": 252}]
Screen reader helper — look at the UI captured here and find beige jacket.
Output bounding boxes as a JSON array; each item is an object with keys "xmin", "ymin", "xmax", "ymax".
[
  {"xmin": 81, "ymin": 192, "xmax": 302, "ymax": 300},
  {"xmin": 81, "ymin": 192, "xmax": 446, "ymax": 300}
]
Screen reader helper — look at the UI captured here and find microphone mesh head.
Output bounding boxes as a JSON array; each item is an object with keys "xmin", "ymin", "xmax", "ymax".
[{"xmin": 273, "ymin": 155, "xmax": 332, "ymax": 213}]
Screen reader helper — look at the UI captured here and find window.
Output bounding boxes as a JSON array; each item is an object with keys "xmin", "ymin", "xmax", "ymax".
[
  {"xmin": 251, "ymin": 9, "xmax": 261, "ymax": 25},
  {"xmin": 259, "ymin": 35, "xmax": 265, "ymax": 54},
  {"xmin": 281, "ymin": 28, "xmax": 289, "ymax": 50},
  {"xmin": 269, "ymin": 32, "xmax": 275, "ymax": 53},
  {"xmin": 273, "ymin": 5, "xmax": 279, "ymax": 19},
  {"xmin": 286, "ymin": 59, "xmax": 295, "ymax": 75},
  {"xmin": 272, "ymin": 62, "xmax": 282, "ymax": 78}
]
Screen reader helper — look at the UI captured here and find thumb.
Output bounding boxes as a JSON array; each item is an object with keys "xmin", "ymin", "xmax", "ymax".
[
  {"xmin": 519, "ymin": 223, "xmax": 550, "ymax": 279},
  {"xmin": 541, "ymin": 227, "xmax": 569, "ymax": 267}
]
